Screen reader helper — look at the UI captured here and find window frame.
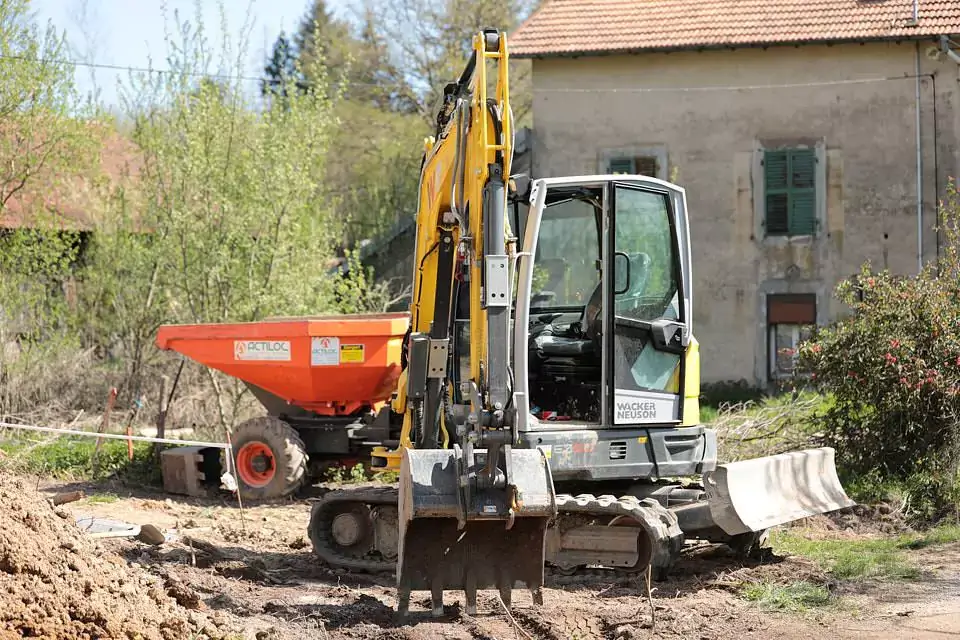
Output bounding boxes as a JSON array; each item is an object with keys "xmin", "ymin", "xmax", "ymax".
[
  {"xmin": 599, "ymin": 145, "xmax": 668, "ymax": 181},
  {"xmin": 768, "ymin": 322, "xmax": 815, "ymax": 380},
  {"xmin": 766, "ymin": 293, "xmax": 817, "ymax": 381},
  {"xmin": 763, "ymin": 148, "xmax": 817, "ymax": 236},
  {"xmin": 753, "ymin": 140, "xmax": 826, "ymax": 241},
  {"xmin": 608, "ymin": 155, "xmax": 659, "ymax": 178}
]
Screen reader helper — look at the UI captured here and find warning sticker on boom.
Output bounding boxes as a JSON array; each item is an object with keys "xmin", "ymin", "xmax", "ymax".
[
  {"xmin": 339, "ymin": 344, "xmax": 364, "ymax": 363},
  {"xmin": 311, "ymin": 337, "xmax": 339, "ymax": 366}
]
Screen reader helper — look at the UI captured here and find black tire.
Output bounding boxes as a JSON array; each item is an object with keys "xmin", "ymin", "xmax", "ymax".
[{"xmin": 230, "ymin": 416, "xmax": 308, "ymax": 500}]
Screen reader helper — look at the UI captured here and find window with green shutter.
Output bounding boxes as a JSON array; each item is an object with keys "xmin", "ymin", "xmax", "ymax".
[
  {"xmin": 608, "ymin": 157, "xmax": 635, "ymax": 174},
  {"xmin": 763, "ymin": 148, "xmax": 817, "ymax": 236},
  {"xmin": 607, "ymin": 156, "xmax": 659, "ymax": 176}
]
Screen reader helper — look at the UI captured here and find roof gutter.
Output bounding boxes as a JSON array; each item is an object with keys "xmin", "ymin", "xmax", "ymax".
[{"xmin": 510, "ymin": 33, "xmax": 950, "ymax": 60}]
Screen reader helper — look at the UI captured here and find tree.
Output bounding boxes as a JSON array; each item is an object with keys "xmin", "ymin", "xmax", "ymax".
[
  {"xmin": 358, "ymin": 0, "xmax": 542, "ymax": 124},
  {"xmin": 259, "ymin": 0, "xmax": 540, "ymax": 256},
  {"xmin": 0, "ymin": 0, "xmax": 104, "ymax": 419},
  {"xmin": 260, "ymin": 0, "xmax": 430, "ymax": 252},
  {"xmin": 261, "ymin": 31, "xmax": 306, "ymax": 102},
  {"xmin": 0, "ymin": 0, "xmax": 101, "ymax": 216},
  {"xmin": 266, "ymin": 0, "xmax": 410, "ymax": 111},
  {"xmin": 83, "ymin": 1, "xmax": 386, "ymax": 429}
]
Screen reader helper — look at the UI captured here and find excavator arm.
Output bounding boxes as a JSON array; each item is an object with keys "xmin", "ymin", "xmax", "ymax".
[
  {"xmin": 371, "ymin": 29, "xmax": 557, "ymax": 619},
  {"xmin": 380, "ymin": 28, "xmax": 514, "ymax": 460}
]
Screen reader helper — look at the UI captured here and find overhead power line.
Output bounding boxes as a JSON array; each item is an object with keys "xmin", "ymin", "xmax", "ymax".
[{"xmin": 0, "ymin": 53, "xmax": 387, "ymax": 89}]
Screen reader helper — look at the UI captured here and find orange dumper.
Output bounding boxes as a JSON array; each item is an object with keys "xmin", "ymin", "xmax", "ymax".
[{"xmin": 155, "ymin": 312, "xmax": 409, "ymax": 498}]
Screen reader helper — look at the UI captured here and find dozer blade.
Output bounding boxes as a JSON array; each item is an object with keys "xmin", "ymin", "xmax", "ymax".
[
  {"xmin": 702, "ymin": 446, "xmax": 855, "ymax": 536},
  {"xmin": 396, "ymin": 447, "xmax": 556, "ymax": 618}
]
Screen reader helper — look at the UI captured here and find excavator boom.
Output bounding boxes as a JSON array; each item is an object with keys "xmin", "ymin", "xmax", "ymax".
[{"xmin": 386, "ymin": 29, "xmax": 556, "ymax": 618}]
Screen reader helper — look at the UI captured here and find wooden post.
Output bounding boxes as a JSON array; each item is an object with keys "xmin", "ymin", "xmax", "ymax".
[
  {"xmin": 156, "ymin": 376, "xmax": 169, "ymax": 441},
  {"xmin": 153, "ymin": 359, "xmax": 184, "ymax": 462},
  {"xmin": 124, "ymin": 395, "xmax": 143, "ymax": 462},
  {"xmin": 153, "ymin": 375, "xmax": 169, "ymax": 463},
  {"xmin": 92, "ymin": 387, "xmax": 118, "ymax": 472}
]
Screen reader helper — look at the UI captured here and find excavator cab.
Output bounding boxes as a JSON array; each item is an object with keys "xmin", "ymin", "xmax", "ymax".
[
  {"xmin": 514, "ymin": 175, "xmax": 695, "ymax": 434},
  {"xmin": 511, "ymin": 175, "xmax": 852, "ymax": 576}
]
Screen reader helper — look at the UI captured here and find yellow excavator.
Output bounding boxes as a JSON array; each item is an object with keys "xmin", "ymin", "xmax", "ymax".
[{"xmin": 307, "ymin": 28, "xmax": 854, "ymax": 618}]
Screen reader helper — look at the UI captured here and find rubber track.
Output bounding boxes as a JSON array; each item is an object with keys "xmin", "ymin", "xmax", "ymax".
[
  {"xmin": 307, "ymin": 486, "xmax": 398, "ymax": 573},
  {"xmin": 553, "ymin": 493, "xmax": 684, "ymax": 577},
  {"xmin": 308, "ymin": 487, "xmax": 685, "ymax": 578}
]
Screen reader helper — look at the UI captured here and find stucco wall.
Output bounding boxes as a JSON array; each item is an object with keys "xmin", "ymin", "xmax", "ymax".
[{"xmin": 528, "ymin": 41, "xmax": 960, "ymax": 386}]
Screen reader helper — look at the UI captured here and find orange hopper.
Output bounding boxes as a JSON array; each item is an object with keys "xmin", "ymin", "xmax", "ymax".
[{"xmin": 155, "ymin": 313, "xmax": 410, "ymax": 416}]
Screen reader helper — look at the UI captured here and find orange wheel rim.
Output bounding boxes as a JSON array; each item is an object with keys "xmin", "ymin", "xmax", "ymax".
[{"xmin": 236, "ymin": 441, "xmax": 276, "ymax": 487}]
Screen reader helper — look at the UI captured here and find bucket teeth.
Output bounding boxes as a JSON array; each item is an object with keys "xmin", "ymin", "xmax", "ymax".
[
  {"xmin": 396, "ymin": 446, "xmax": 556, "ymax": 618},
  {"xmin": 396, "ymin": 516, "xmax": 550, "ymax": 618}
]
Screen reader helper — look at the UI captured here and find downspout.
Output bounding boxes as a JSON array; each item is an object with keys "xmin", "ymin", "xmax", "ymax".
[
  {"xmin": 932, "ymin": 72, "xmax": 939, "ymax": 271},
  {"xmin": 915, "ymin": 41, "xmax": 923, "ymax": 274}
]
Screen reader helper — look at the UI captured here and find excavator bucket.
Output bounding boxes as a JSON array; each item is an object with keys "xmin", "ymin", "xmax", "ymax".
[
  {"xmin": 702, "ymin": 447, "xmax": 855, "ymax": 536},
  {"xmin": 396, "ymin": 447, "xmax": 556, "ymax": 618}
]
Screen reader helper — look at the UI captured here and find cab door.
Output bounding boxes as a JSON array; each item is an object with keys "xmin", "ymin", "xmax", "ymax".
[{"xmin": 608, "ymin": 179, "xmax": 692, "ymax": 426}]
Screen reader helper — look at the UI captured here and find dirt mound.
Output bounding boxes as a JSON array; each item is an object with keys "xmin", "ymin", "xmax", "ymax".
[
  {"xmin": 0, "ymin": 476, "xmax": 235, "ymax": 640},
  {"xmin": 793, "ymin": 503, "xmax": 912, "ymax": 537}
]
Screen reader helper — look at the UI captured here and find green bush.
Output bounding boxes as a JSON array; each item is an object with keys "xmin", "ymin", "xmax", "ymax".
[
  {"xmin": 0, "ymin": 435, "xmax": 161, "ymax": 485},
  {"xmin": 796, "ymin": 180, "xmax": 960, "ymax": 520}
]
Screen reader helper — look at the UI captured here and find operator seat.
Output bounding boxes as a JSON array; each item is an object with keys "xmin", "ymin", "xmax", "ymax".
[
  {"xmin": 527, "ymin": 282, "xmax": 603, "ymax": 421},
  {"xmin": 530, "ymin": 251, "xmax": 651, "ymax": 358},
  {"xmin": 530, "ymin": 281, "xmax": 602, "ymax": 358}
]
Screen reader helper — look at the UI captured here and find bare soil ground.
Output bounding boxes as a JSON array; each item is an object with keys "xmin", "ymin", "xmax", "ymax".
[{"xmin": 8, "ymin": 474, "xmax": 960, "ymax": 640}]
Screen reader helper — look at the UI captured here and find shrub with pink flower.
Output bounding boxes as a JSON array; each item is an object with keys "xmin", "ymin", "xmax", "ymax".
[{"xmin": 795, "ymin": 180, "xmax": 960, "ymax": 520}]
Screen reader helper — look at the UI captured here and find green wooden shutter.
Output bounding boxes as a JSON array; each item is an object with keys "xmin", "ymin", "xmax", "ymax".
[
  {"xmin": 608, "ymin": 157, "xmax": 635, "ymax": 174},
  {"xmin": 789, "ymin": 150, "xmax": 817, "ymax": 235},
  {"xmin": 763, "ymin": 148, "xmax": 817, "ymax": 236},
  {"xmin": 764, "ymin": 151, "xmax": 790, "ymax": 234}
]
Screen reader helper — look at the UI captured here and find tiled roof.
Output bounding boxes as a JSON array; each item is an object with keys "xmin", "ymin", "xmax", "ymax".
[
  {"xmin": 0, "ymin": 127, "xmax": 142, "ymax": 231},
  {"xmin": 510, "ymin": 0, "xmax": 960, "ymax": 57}
]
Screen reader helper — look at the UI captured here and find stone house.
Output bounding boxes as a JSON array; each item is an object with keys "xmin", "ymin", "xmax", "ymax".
[
  {"xmin": 0, "ymin": 129, "xmax": 141, "ymax": 325},
  {"xmin": 508, "ymin": 0, "xmax": 960, "ymax": 389}
]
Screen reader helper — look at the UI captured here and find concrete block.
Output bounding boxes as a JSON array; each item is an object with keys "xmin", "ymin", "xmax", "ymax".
[{"xmin": 161, "ymin": 446, "xmax": 218, "ymax": 497}]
